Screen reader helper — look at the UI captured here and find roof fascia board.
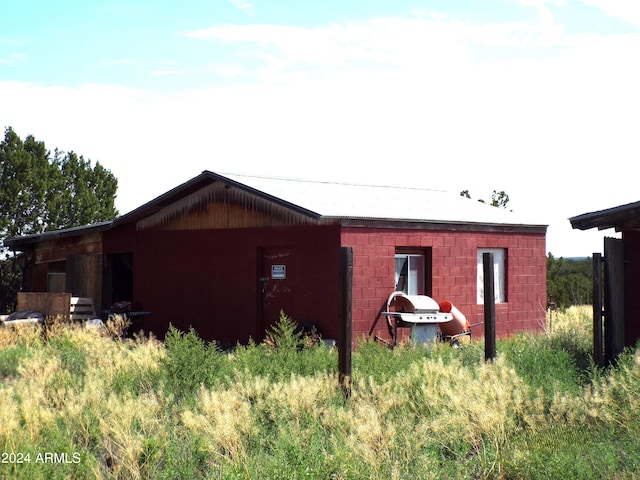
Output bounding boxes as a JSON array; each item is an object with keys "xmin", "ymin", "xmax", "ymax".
[
  {"xmin": 570, "ymin": 200, "xmax": 640, "ymax": 231},
  {"xmin": 114, "ymin": 170, "xmax": 321, "ymax": 227},
  {"xmin": 208, "ymin": 171, "xmax": 322, "ymax": 221},
  {"xmin": 337, "ymin": 218, "xmax": 547, "ymax": 234},
  {"xmin": 4, "ymin": 221, "xmax": 113, "ymax": 251}
]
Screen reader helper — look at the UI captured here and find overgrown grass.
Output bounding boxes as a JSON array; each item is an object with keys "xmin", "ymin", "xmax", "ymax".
[{"xmin": 1, "ymin": 306, "xmax": 639, "ymax": 479}]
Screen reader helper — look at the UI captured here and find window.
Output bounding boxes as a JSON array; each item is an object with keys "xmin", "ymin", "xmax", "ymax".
[
  {"xmin": 477, "ymin": 248, "xmax": 507, "ymax": 303},
  {"xmin": 395, "ymin": 253, "xmax": 425, "ymax": 295},
  {"xmin": 47, "ymin": 273, "xmax": 66, "ymax": 293}
]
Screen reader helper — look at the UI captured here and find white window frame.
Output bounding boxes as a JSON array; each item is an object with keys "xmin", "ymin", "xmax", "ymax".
[
  {"xmin": 395, "ymin": 253, "xmax": 425, "ymax": 295},
  {"xmin": 477, "ymin": 248, "xmax": 507, "ymax": 304}
]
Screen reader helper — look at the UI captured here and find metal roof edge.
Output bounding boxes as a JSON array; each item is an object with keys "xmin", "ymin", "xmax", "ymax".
[
  {"xmin": 337, "ymin": 217, "xmax": 547, "ymax": 233},
  {"xmin": 570, "ymin": 200, "xmax": 640, "ymax": 231},
  {"xmin": 205, "ymin": 171, "xmax": 323, "ymax": 221},
  {"xmin": 113, "ymin": 171, "xmax": 217, "ymax": 226},
  {"xmin": 113, "ymin": 170, "xmax": 322, "ymax": 226},
  {"xmin": 4, "ymin": 221, "xmax": 114, "ymax": 250}
]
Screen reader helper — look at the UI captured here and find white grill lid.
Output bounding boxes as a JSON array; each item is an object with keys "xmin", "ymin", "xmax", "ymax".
[{"xmin": 389, "ymin": 292, "xmax": 440, "ymax": 313}]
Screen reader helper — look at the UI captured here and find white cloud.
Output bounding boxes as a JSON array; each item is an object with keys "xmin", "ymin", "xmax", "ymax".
[
  {"xmin": 187, "ymin": 18, "xmax": 469, "ymax": 60},
  {"xmin": 516, "ymin": 0, "xmax": 566, "ymax": 23},
  {"xmin": 0, "ymin": 52, "xmax": 27, "ymax": 65},
  {"xmin": 2, "ymin": 8, "xmax": 638, "ymax": 256},
  {"xmin": 150, "ymin": 69, "xmax": 188, "ymax": 76},
  {"xmin": 185, "ymin": 16, "xmax": 568, "ymax": 84},
  {"xmin": 577, "ymin": 0, "xmax": 640, "ymax": 27},
  {"xmin": 227, "ymin": 0, "xmax": 254, "ymax": 16}
]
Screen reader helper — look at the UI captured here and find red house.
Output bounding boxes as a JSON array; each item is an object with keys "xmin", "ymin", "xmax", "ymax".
[{"xmin": 7, "ymin": 171, "xmax": 547, "ymax": 345}]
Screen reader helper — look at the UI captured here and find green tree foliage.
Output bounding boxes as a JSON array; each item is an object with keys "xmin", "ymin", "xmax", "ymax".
[
  {"xmin": 546, "ymin": 253, "xmax": 593, "ymax": 309},
  {"xmin": 0, "ymin": 126, "xmax": 118, "ymax": 311},
  {"xmin": 460, "ymin": 189, "xmax": 510, "ymax": 209}
]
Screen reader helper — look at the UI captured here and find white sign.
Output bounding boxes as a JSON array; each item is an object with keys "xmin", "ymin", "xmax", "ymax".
[{"xmin": 271, "ymin": 264, "xmax": 286, "ymax": 279}]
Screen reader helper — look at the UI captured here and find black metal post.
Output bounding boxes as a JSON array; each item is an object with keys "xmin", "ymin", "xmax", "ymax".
[
  {"xmin": 604, "ymin": 238, "xmax": 624, "ymax": 365},
  {"xmin": 338, "ymin": 247, "xmax": 353, "ymax": 397},
  {"xmin": 592, "ymin": 253, "xmax": 604, "ymax": 367},
  {"xmin": 483, "ymin": 252, "xmax": 496, "ymax": 362}
]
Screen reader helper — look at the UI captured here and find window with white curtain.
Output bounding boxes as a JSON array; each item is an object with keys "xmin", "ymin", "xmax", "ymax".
[
  {"xmin": 477, "ymin": 248, "xmax": 507, "ymax": 303},
  {"xmin": 395, "ymin": 253, "xmax": 425, "ymax": 295}
]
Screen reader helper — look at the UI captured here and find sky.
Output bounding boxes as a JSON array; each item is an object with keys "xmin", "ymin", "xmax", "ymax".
[{"xmin": 1, "ymin": 0, "xmax": 639, "ymax": 257}]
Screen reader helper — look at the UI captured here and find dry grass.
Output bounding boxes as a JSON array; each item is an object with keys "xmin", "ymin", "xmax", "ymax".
[{"xmin": 0, "ymin": 305, "xmax": 638, "ymax": 479}]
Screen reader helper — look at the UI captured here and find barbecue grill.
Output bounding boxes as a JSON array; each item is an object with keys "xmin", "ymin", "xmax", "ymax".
[{"xmin": 382, "ymin": 291, "xmax": 453, "ymax": 345}]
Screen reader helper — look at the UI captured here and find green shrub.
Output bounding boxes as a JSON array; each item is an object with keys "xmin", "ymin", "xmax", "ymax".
[
  {"xmin": 227, "ymin": 311, "xmax": 337, "ymax": 381},
  {"xmin": 108, "ymin": 343, "xmax": 164, "ymax": 396},
  {"xmin": 162, "ymin": 325, "xmax": 221, "ymax": 401},
  {"xmin": 264, "ymin": 310, "xmax": 304, "ymax": 351},
  {"xmin": 499, "ymin": 334, "xmax": 582, "ymax": 395},
  {"xmin": 0, "ymin": 345, "xmax": 30, "ymax": 377},
  {"xmin": 48, "ymin": 335, "xmax": 87, "ymax": 378},
  {"xmin": 352, "ymin": 339, "xmax": 424, "ymax": 382},
  {"xmin": 504, "ymin": 425, "xmax": 624, "ymax": 480}
]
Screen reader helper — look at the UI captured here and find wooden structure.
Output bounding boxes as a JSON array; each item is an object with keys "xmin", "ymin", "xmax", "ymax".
[
  {"xmin": 17, "ymin": 292, "xmax": 72, "ymax": 319},
  {"xmin": 571, "ymin": 201, "xmax": 640, "ymax": 363},
  {"xmin": 16, "ymin": 292, "xmax": 97, "ymax": 321},
  {"xmin": 7, "ymin": 171, "xmax": 548, "ymax": 347}
]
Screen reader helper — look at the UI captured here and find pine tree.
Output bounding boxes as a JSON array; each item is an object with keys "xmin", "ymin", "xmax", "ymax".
[{"xmin": 0, "ymin": 127, "xmax": 118, "ymax": 311}]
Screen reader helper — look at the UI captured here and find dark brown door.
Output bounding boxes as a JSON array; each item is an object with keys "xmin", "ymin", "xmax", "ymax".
[{"xmin": 259, "ymin": 247, "xmax": 295, "ymax": 338}]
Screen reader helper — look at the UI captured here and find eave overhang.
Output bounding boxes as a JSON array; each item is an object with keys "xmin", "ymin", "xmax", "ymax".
[{"xmin": 570, "ymin": 200, "xmax": 640, "ymax": 232}]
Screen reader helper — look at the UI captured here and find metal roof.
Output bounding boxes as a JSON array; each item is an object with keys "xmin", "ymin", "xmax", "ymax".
[
  {"xmin": 6, "ymin": 170, "xmax": 546, "ymax": 250},
  {"xmin": 4, "ymin": 221, "xmax": 113, "ymax": 249},
  {"xmin": 217, "ymin": 172, "xmax": 545, "ymax": 227},
  {"xmin": 570, "ymin": 200, "xmax": 640, "ymax": 232}
]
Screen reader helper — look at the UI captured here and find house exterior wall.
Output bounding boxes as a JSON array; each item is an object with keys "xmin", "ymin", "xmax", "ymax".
[
  {"xmin": 134, "ymin": 224, "xmax": 341, "ymax": 345},
  {"xmin": 17, "ymin": 219, "xmax": 547, "ymax": 347},
  {"xmin": 341, "ymin": 226, "xmax": 547, "ymax": 342},
  {"xmin": 623, "ymin": 230, "xmax": 640, "ymax": 347},
  {"xmin": 27, "ymin": 234, "xmax": 103, "ymax": 297},
  {"xmin": 103, "ymin": 223, "xmax": 137, "ymax": 255}
]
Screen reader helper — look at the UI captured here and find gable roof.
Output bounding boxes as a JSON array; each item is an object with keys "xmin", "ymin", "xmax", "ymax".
[
  {"xmin": 570, "ymin": 200, "xmax": 640, "ymax": 232},
  {"xmin": 6, "ymin": 170, "xmax": 546, "ymax": 250}
]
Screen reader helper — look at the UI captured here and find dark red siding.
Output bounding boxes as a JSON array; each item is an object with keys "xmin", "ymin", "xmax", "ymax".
[
  {"xmin": 103, "ymin": 223, "xmax": 137, "ymax": 254},
  {"xmin": 341, "ymin": 226, "xmax": 547, "ymax": 342},
  {"xmin": 134, "ymin": 225, "xmax": 341, "ymax": 345},
  {"xmin": 624, "ymin": 231, "xmax": 640, "ymax": 347}
]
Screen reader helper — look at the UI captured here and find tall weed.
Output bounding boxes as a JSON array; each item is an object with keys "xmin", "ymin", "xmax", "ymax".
[
  {"xmin": 499, "ymin": 333, "xmax": 582, "ymax": 395},
  {"xmin": 1, "ymin": 305, "xmax": 639, "ymax": 479}
]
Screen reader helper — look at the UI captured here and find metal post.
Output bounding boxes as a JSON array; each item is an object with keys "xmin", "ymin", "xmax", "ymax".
[
  {"xmin": 592, "ymin": 253, "xmax": 604, "ymax": 367},
  {"xmin": 604, "ymin": 238, "xmax": 624, "ymax": 365},
  {"xmin": 483, "ymin": 252, "xmax": 496, "ymax": 362},
  {"xmin": 547, "ymin": 295, "xmax": 556, "ymax": 334},
  {"xmin": 338, "ymin": 247, "xmax": 353, "ymax": 397}
]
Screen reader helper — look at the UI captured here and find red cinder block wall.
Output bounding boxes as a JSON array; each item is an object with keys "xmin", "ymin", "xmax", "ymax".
[{"xmin": 341, "ymin": 226, "xmax": 547, "ymax": 343}]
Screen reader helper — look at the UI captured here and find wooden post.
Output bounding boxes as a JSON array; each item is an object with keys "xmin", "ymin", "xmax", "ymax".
[
  {"xmin": 338, "ymin": 247, "xmax": 353, "ymax": 397},
  {"xmin": 483, "ymin": 252, "xmax": 496, "ymax": 362},
  {"xmin": 604, "ymin": 238, "xmax": 624, "ymax": 365},
  {"xmin": 592, "ymin": 253, "xmax": 604, "ymax": 367}
]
